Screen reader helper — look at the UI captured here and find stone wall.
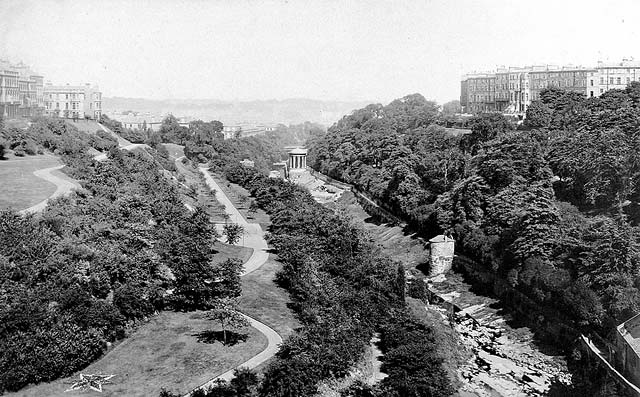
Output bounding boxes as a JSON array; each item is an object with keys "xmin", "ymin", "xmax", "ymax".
[{"xmin": 617, "ymin": 314, "xmax": 640, "ymax": 388}]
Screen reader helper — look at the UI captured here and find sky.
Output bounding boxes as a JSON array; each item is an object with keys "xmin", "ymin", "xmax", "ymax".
[{"xmin": 1, "ymin": 0, "xmax": 640, "ymax": 104}]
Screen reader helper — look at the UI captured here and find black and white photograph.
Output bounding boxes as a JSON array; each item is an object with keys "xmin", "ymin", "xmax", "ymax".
[{"xmin": 1, "ymin": 0, "xmax": 640, "ymax": 396}]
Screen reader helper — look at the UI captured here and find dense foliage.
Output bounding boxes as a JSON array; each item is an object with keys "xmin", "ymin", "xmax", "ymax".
[
  {"xmin": 0, "ymin": 117, "xmax": 117, "ymax": 161},
  {"xmin": 308, "ymin": 86, "xmax": 640, "ymax": 390},
  {"xmin": 212, "ymin": 165, "xmax": 452, "ymax": 397},
  {"xmin": 0, "ymin": 119, "xmax": 240, "ymax": 393}
]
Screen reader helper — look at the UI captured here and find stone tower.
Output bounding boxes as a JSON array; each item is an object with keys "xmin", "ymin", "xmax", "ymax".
[{"xmin": 429, "ymin": 235, "xmax": 455, "ymax": 277}]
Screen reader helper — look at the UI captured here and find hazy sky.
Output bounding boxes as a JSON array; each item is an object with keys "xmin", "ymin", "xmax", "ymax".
[{"xmin": 1, "ymin": 0, "xmax": 639, "ymax": 104}]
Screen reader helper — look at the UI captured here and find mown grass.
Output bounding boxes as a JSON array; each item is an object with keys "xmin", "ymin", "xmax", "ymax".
[
  {"xmin": 66, "ymin": 120, "xmax": 104, "ymax": 134},
  {"xmin": 173, "ymin": 157, "xmax": 228, "ymax": 222},
  {"xmin": 0, "ymin": 154, "xmax": 63, "ymax": 210},
  {"xmin": 238, "ymin": 256, "xmax": 300, "ymax": 373},
  {"xmin": 213, "ymin": 173, "xmax": 299, "ymax": 371},
  {"xmin": 9, "ymin": 312, "xmax": 268, "ymax": 397},
  {"xmin": 210, "ymin": 173, "xmax": 271, "ymax": 229},
  {"xmin": 213, "ymin": 241, "xmax": 253, "ymax": 264}
]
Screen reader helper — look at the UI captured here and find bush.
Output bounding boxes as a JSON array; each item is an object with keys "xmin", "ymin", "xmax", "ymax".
[
  {"xmin": 113, "ymin": 283, "xmax": 154, "ymax": 320},
  {"xmin": 0, "ymin": 316, "xmax": 105, "ymax": 393}
]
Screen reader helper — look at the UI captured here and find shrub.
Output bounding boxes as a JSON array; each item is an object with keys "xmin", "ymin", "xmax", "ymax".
[{"xmin": 113, "ymin": 283, "xmax": 154, "ymax": 320}]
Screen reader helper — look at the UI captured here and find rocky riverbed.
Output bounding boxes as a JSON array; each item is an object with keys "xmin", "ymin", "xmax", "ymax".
[
  {"xmin": 296, "ymin": 174, "xmax": 571, "ymax": 396},
  {"xmin": 429, "ymin": 273, "xmax": 571, "ymax": 396}
]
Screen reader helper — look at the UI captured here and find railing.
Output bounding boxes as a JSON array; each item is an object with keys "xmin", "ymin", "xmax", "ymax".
[{"xmin": 580, "ymin": 335, "xmax": 640, "ymax": 396}]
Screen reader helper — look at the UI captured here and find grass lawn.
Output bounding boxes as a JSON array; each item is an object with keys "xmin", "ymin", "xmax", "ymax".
[
  {"xmin": 66, "ymin": 120, "xmax": 104, "ymax": 134},
  {"xmin": 334, "ymin": 192, "xmax": 429, "ymax": 270},
  {"xmin": 174, "ymin": 158, "xmax": 228, "ymax": 222},
  {"xmin": 239, "ymin": 256, "xmax": 300, "ymax": 372},
  {"xmin": 9, "ymin": 311, "xmax": 268, "ymax": 397},
  {"xmin": 0, "ymin": 154, "xmax": 63, "ymax": 210},
  {"xmin": 210, "ymin": 173, "xmax": 271, "ymax": 229},
  {"xmin": 210, "ymin": 174, "xmax": 298, "ymax": 371},
  {"xmin": 213, "ymin": 241, "xmax": 254, "ymax": 264},
  {"xmin": 162, "ymin": 143, "xmax": 185, "ymax": 160}
]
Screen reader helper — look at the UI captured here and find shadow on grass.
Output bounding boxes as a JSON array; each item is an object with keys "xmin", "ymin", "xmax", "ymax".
[{"xmin": 192, "ymin": 330, "xmax": 249, "ymax": 346}]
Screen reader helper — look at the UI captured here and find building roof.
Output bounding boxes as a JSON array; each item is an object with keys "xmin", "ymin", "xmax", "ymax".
[
  {"xmin": 619, "ymin": 313, "xmax": 640, "ymax": 354},
  {"xmin": 289, "ymin": 148, "xmax": 308, "ymax": 155},
  {"xmin": 429, "ymin": 235, "xmax": 453, "ymax": 243}
]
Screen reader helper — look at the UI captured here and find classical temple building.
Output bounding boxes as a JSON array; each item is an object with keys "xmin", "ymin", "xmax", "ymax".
[{"xmin": 288, "ymin": 148, "xmax": 307, "ymax": 171}]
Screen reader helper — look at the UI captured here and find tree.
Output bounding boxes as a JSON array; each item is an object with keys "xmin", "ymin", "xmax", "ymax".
[
  {"xmin": 230, "ymin": 367, "xmax": 259, "ymax": 396},
  {"xmin": 206, "ymin": 298, "xmax": 249, "ymax": 345},
  {"xmin": 223, "ymin": 223, "xmax": 244, "ymax": 245},
  {"xmin": 0, "ymin": 139, "xmax": 6, "ymax": 160},
  {"xmin": 441, "ymin": 100, "xmax": 461, "ymax": 115},
  {"xmin": 460, "ymin": 112, "xmax": 514, "ymax": 154},
  {"xmin": 523, "ymin": 101, "xmax": 552, "ymax": 129}
]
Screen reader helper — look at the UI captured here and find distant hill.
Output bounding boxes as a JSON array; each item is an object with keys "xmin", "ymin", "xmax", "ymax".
[{"xmin": 102, "ymin": 97, "xmax": 373, "ymax": 126}]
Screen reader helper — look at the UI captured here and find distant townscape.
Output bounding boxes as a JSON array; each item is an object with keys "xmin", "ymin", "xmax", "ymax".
[
  {"xmin": 102, "ymin": 97, "xmax": 372, "ymax": 128},
  {"xmin": 0, "ymin": 59, "xmax": 102, "ymax": 120},
  {"xmin": 461, "ymin": 58, "xmax": 640, "ymax": 114}
]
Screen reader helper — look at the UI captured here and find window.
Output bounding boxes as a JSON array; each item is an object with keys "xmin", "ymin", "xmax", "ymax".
[
  {"xmin": 627, "ymin": 77, "xmax": 631, "ymax": 84},
  {"xmin": 601, "ymin": 77, "xmax": 605, "ymax": 85},
  {"xmin": 590, "ymin": 79, "xmax": 594, "ymax": 86},
  {"xmin": 610, "ymin": 77, "xmax": 615, "ymax": 85},
  {"xmin": 590, "ymin": 91, "xmax": 594, "ymax": 97},
  {"xmin": 617, "ymin": 77, "xmax": 621, "ymax": 85},
  {"xmin": 600, "ymin": 88, "xmax": 604, "ymax": 94}
]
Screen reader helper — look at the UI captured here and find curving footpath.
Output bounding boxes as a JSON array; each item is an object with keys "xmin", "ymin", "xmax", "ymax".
[
  {"xmin": 183, "ymin": 167, "xmax": 281, "ymax": 396},
  {"xmin": 19, "ymin": 165, "xmax": 81, "ymax": 214}
]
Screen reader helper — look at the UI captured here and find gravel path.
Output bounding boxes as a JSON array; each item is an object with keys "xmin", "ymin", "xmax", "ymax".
[{"xmin": 183, "ymin": 167, "xmax": 281, "ymax": 396}]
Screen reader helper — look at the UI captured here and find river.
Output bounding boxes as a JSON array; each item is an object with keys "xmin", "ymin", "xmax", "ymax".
[{"xmin": 294, "ymin": 170, "xmax": 570, "ymax": 397}]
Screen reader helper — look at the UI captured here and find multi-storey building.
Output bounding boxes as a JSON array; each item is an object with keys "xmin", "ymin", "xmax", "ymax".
[
  {"xmin": 0, "ymin": 60, "xmax": 45, "ymax": 119},
  {"xmin": 43, "ymin": 83, "xmax": 102, "ymax": 120},
  {"xmin": 461, "ymin": 59, "xmax": 640, "ymax": 114},
  {"xmin": 588, "ymin": 59, "xmax": 640, "ymax": 98}
]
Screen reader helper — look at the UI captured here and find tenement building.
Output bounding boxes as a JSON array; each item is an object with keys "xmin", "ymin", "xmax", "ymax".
[
  {"xmin": 43, "ymin": 83, "xmax": 102, "ymax": 120},
  {"xmin": 0, "ymin": 60, "xmax": 45, "ymax": 118},
  {"xmin": 461, "ymin": 58, "xmax": 640, "ymax": 114}
]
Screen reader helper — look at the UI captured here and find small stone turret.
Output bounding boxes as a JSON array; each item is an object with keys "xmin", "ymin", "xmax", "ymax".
[{"xmin": 429, "ymin": 235, "xmax": 455, "ymax": 277}]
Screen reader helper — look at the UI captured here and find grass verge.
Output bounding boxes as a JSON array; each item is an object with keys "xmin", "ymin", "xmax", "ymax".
[{"xmin": 210, "ymin": 173, "xmax": 271, "ymax": 229}]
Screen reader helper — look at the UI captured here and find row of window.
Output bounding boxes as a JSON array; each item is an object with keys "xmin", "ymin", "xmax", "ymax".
[
  {"xmin": 469, "ymin": 92, "xmax": 530, "ymax": 102},
  {"xmin": 44, "ymin": 101, "xmax": 101, "ymax": 110},
  {"xmin": 595, "ymin": 76, "xmax": 635, "ymax": 85},
  {"xmin": 45, "ymin": 93, "xmax": 85, "ymax": 100}
]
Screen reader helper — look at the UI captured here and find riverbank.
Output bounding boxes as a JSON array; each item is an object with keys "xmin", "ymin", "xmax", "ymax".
[{"xmin": 316, "ymin": 186, "xmax": 570, "ymax": 396}]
